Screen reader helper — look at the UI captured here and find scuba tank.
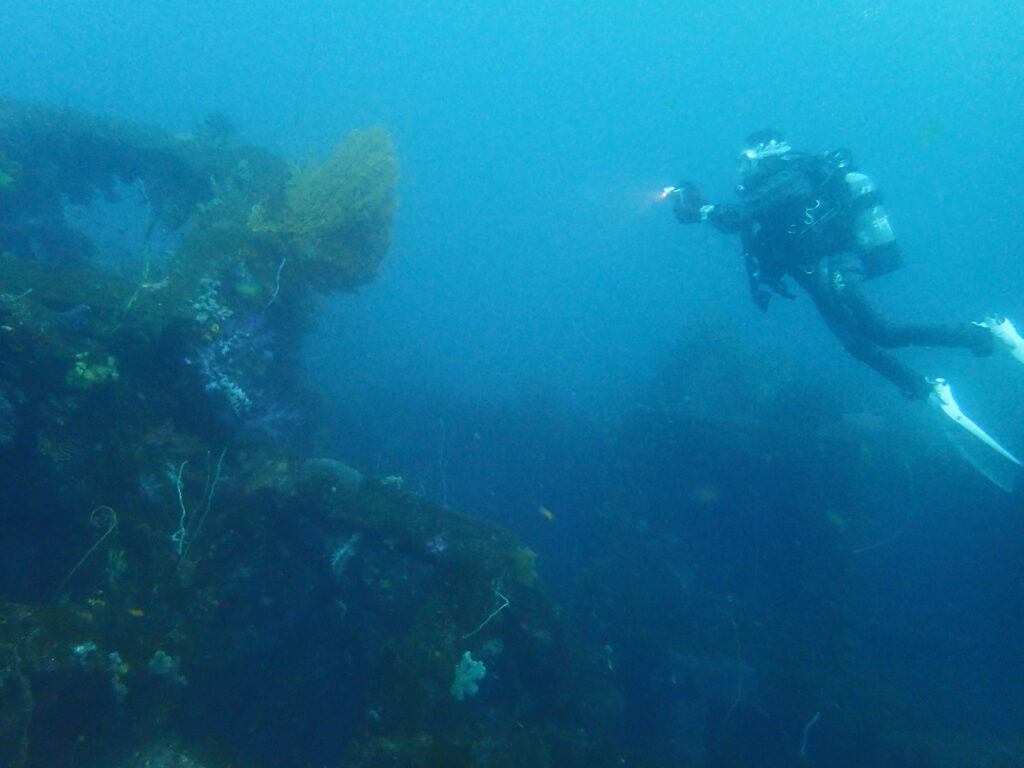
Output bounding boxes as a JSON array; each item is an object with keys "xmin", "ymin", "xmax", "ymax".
[{"xmin": 843, "ymin": 170, "xmax": 903, "ymax": 278}]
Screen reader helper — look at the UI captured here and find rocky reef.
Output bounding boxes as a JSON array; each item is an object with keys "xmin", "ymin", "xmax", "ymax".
[{"xmin": 0, "ymin": 100, "xmax": 620, "ymax": 768}]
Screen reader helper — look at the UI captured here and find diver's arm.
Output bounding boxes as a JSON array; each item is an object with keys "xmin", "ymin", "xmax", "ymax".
[
  {"xmin": 705, "ymin": 203, "xmax": 747, "ymax": 233},
  {"xmin": 670, "ymin": 183, "xmax": 768, "ymax": 308},
  {"xmin": 670, "ymin": 182, "xmax": 749, "ymax": 232}
]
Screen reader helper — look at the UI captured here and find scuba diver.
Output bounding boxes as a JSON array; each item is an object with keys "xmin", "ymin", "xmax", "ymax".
[{"xmin": 666, "ymin": 129, "xmax": 1024, "ymax": 470}]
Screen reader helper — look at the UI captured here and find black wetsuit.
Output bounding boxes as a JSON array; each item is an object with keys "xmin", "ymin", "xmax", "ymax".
[{"xmin": 688, "ymin": 152, "xmax": 992, "ymax": 400}]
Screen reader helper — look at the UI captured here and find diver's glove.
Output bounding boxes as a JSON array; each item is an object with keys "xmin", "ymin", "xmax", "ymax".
[{"xmin": 671, "ymin": 181, "xmax": 707, "ymax": 224}]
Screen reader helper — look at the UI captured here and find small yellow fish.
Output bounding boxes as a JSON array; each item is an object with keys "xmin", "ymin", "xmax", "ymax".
[{"xmin": 538, "ymin": 505, "xmax": 555, "ymax": 521}]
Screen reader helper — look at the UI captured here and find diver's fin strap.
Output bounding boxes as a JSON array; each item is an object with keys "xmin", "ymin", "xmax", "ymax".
[
  {"xmin": 978, "ymin": 316, "xmax": 1024, "ymax": 364},
  {"xmin": 929, "ymin": 379, "xmax": 1022, "ymax": 466}
]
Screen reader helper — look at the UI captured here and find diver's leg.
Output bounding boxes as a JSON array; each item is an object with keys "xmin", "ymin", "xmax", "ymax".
[
  {"xmin": 836, "ymin": 274, "xmax": 993, "ymax": 354},
  {"xmin": 795, "ymin": 266, "xmax": 932, "ymax": 399},
  {"xmin": 799, "ymin": 264, "xmax": 1020, "ymax": 468},
  {"xmin": 824, "ymin": 318, "xmax": 933, "ymax": 400}
]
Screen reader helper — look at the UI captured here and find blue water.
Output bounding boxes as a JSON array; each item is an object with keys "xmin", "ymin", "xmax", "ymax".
[
  {"xmin": 4, "ymin": 1, "xmax": 1024, "ymax": 765},
  {"xmin": 7, "ymin": 0, "xmax": 1020, "ymax": 415}
]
